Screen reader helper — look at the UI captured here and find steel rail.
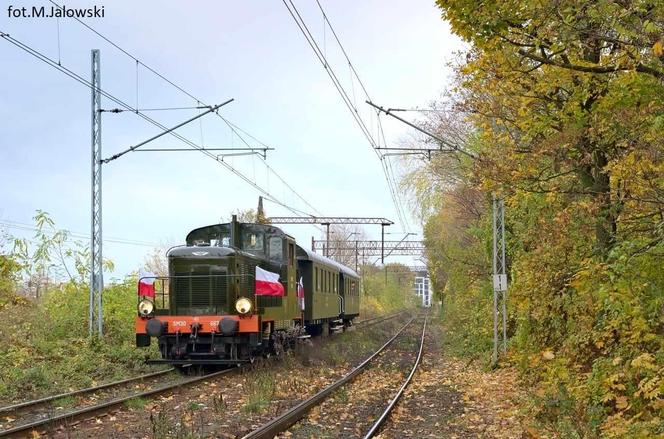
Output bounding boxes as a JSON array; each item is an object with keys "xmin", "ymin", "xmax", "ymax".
[
  {"xmin": 363, "ymin": 315, "xmax": 428, "ymax": 438},
  {"xmin": 0, "ymin": 368, "xmax": 174, "ymax": 413},
  {"xmin": 241, "ymin": 315, "xmax": 416, "ymax": 439},
  {"xmin": 0, "ymin": 369, "xmax": 232, "ymax": 438},
  {"xmin": 354, "ymin": 310, "xmax": 406, "ymax": 327}
]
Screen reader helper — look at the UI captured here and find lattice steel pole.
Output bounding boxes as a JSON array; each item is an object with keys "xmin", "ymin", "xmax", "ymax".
[
  {"xmin": 492, "ymin": 195, "xmax": 507, "ymax": 364},
  {"xmin": 89, "ymin": 49, "xmax": 103, "ymax": 338}
]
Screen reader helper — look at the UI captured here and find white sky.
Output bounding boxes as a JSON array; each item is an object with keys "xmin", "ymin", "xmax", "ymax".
[{"xmin": 0, "ymin": 0, "xmax": 463, "ymax": 279}]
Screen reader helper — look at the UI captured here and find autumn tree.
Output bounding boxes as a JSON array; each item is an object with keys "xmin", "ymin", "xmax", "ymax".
[
  {"xmin": 440, "ymin": 0, "xmax": 664, "ymax": 256},
  {"xmin": 399, "ymin": 1, "xmax": 664, "ymax": 435}
]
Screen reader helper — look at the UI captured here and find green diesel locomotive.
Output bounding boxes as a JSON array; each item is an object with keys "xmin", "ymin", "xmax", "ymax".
[{"xmin": 135, "ymin": 216, "xmax": 360, "ymax": 365}]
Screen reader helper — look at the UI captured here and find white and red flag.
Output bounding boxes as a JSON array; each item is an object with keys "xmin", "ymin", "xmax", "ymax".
[
  {"xmin": 297, "ymin": 277, "xmax": 305, "ymax": 310},
  {"xmin": 255, "ymin": 266, "xmax": 285, "ymax": 296},
  {"xmin": 138, "ymin": 268, "xmax": 156, "ymax": 297}
]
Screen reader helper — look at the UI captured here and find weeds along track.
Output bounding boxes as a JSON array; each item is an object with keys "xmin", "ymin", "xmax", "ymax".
[
  {"xmin": 0, "ymin": 368, "xmax": 232, "ymax": 438},
  {"xmin": 241, "ymin": 314, "xmax": 427, "ymax": 439}
]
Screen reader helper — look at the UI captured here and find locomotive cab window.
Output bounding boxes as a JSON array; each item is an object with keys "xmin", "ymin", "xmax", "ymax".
[
  {"xmin": 268, "ymin": 237, "xmax": 283, "ymax": 262},
  {"xmin": 242, "ymin": 230, "xmax": 264, "ymax": 254},
  {"xmin": 210, "ymin": 236, "xmax": 230, "ymax": 247}
]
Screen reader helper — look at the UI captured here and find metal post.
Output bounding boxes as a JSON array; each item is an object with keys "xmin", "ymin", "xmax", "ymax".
[
  {"xmin": 381, "ymin": 224, "xmax": 385, "ymax": 264},
  {"xmin": 500, "ymin": 198, "xmax": 507, "ymax": 352},
  {"xmin": 325, "ymin": 223, "xmax": 330, "ymax": 257},
  {"xmin": 354, "ymin": 240, "xmax": 358, "ymax": 273},
  {"xmin": 89, "ymin": 49, "xmax": 103, "ymax": 338},
  {"xmin": 492, "ymin": 196, "xmax": 498, "ymax": 364},
  {"xmin": 492, "ymin": 195, "xmax": 507, "ymax": 363}
]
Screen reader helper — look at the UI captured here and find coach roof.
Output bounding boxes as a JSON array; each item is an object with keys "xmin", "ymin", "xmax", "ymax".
[{"xmin": 296, "ymin": 245, "xmax": 359, "ymax": 278}]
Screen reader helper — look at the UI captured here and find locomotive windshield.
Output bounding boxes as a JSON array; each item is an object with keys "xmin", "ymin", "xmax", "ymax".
[
  {"xmin": 186, "ymin": 224, "xmax": 230, "ymax": 246},
  {"xmin": 185, "ymin": 223, "xmax": 287, "ymax": 262},
  {"xmin": 241, "ymin": 228, "xmax": 265, "ymax": 256},
  {"xmin": 242, "ymin": 230, "xmax": 263, "ymax": 250}
]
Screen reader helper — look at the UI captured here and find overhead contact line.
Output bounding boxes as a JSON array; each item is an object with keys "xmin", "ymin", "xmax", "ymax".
[
  {"xmin": 0, "ymin": 31, "xmax": 311, "ymax": 219},
  {"xmin": 45, "ymin": 0, "xmax": 322, "ymax": 219},
  {"xmin": 281, "ymin": 0, "xmax": 410, "ymax": 230}
]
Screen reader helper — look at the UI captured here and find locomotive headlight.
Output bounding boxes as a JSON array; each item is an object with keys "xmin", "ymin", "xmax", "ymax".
[
  {"xmin": 137, "ymin": 299, "xmax": 154, "ymax": 317},
  {"xmin": 235, "ymin": 297, "xmax": 253, "ymax": 315}
]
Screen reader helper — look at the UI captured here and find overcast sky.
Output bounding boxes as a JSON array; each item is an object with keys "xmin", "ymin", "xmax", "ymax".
[{"xmin": 0, "ymin": 0, "xmax": 463, "ymax": 279}]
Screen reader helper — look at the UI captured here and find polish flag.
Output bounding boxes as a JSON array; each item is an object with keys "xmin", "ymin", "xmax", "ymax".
[
  {"xmin": 138, "ymin": 268, "xmax": 156, "ymax": 297},
  {"xmin": 255, "ymin": 266, "xmax": 285, "ymax": 296},
  {"xmin": 297, "ymin": 277, "xmax": 305, "ymax": 310}
]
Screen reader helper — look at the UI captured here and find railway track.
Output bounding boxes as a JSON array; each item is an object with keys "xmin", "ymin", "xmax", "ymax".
[
  {"xmin": 0, "ymin": 368, "xmax": 173, "ymax": 415},
  {"xmin": 353, "ymin": 310, "xmax": 406, "ymax": 328},
  {"xmin": 241, "ymin": 313, "xmax": 427, "ymax": 439},
  {"xmin": 363, "ymin": 315, "xmax": 428, "ymax": 438},
  {"xmin": 0, "ymin": 311, "xmax": 410, "ymax": 438},
  {"xmin": 0, "ymin": 368, "xmax": 232, "ymax": 438}
]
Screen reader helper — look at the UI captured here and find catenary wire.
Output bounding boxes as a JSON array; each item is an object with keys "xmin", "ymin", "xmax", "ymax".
[
  {"xmin": 46, "ymin": 0, "xmax": 321, "ymax": 220},
  {"xmin": 313, "ymin": 0, "xmax": 410, "ymax": 229},
  {"xmin": 0, "ymin": 220, "xmax": 161, "ymax": 247},
  {"xmin": 0, "ymin": 31, "xmax": 311, "ymax": 219},
  {"xmin": 283, "ymin": 0, "xmax": 410, "ymax": 231},
  {"xmin": 49, "ymin": 0, "xmax": 401, "ymax": 234}
]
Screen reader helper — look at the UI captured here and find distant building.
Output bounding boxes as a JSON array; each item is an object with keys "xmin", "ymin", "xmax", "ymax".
[{"xmin": 413, "ymin": 272, "xmax": 432, "ymax": 307}]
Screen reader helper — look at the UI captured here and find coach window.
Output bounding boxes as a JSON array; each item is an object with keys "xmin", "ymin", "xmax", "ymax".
[
  {"xmin": 315, "ymin": 267, "xmax": 319, "ymax": 291},
  {"xmin": 334, "ymin": 277, "xmax": 337, "ymax": 293}
]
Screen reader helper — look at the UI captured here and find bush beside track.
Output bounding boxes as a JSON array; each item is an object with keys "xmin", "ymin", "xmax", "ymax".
[{"xmin": 0, "ymin": 279, "xmax": 163, "ymax": 402}]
